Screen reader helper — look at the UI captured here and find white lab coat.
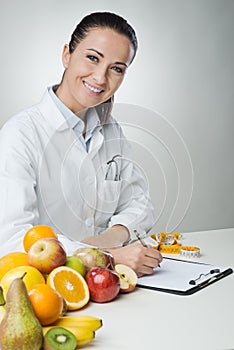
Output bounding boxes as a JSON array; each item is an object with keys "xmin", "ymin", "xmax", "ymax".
[{"xmin": 0, "ymin": 89, "xmax": 155, "ymax": 256}]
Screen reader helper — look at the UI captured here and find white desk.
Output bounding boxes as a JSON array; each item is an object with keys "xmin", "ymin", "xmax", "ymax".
[{"xmin": 72, "ymin": 228, "xmax": 234, "ymax": 350}]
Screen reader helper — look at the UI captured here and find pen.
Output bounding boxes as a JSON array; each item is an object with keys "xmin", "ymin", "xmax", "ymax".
[
  {"xmin": 134, "ymin": 229, "xmax": 148, "ymax": 247},
  {"xmin": 134, "ymin": 230, "xmax": 161, "ymax": 267}
]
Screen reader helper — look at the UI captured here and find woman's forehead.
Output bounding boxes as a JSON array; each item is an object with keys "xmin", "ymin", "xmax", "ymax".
[{"xmin": 75, "ymin": 27, "xmax": 134, "ymax": 63}]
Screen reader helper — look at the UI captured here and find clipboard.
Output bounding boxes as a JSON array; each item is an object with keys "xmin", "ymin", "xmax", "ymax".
[{"xmin": 137, "ymin": 257, "xmax": 233, "ymax": 295}]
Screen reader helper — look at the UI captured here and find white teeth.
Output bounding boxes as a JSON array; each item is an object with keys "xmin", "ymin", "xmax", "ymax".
[{"xmin": 84, "ymin": 82, "xmax": 102, "ymax": 93}]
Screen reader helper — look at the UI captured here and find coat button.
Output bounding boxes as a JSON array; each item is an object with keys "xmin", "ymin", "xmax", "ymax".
[{"xmin": 85, "ymin": 217, "xmax": 94, "ymax": 227}]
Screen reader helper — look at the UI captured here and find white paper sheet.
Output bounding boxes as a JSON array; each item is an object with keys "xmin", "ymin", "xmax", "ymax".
[{"xmin": 137, "ymin": 257, "xmax": 231, "ymax": 293}]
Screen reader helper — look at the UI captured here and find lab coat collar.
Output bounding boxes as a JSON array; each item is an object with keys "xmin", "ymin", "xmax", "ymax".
[
  {"xmin": 38, "ymin": 88, "xmax": 113, "ymax": 132},
  {"xmin": 38, "ymin": 89, "xmax": 72, "ymax": 132},
  {"xmin": 48, "ymin": 85, "xmax": 83, "ymax": 131}
]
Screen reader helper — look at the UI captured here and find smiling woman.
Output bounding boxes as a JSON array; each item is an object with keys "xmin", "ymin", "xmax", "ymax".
[
  {"xmin": 0, "ymin": 12, "xmax": 162, "ymax": 276},
  {"xmin": 57, "ymin": 27, "xmax": 134, "ymax": 114}
]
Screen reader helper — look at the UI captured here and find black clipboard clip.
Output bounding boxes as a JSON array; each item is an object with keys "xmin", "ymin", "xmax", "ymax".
[{"xmin": 189, "ymin": 268, "xmax": 220, "ymax": 285}]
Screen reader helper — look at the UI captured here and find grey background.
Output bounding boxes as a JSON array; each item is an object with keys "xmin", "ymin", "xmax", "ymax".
[{"xmin": 0, "ymin": 0, "xmax": 233, "ymax": 233}]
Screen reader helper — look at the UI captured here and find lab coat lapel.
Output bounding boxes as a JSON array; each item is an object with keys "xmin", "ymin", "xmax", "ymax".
[
  {"xmin": 38, "ymin": 89, "xmax": 71, "ymax": 132},
  {"xmin": 88, "ymin": 127, "xmax": 104, "ymax": 159}
]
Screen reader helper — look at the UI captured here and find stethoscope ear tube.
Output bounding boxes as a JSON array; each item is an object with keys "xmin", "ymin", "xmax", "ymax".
[{"xmin": 105, "ymin": 154, "xmax": 122, "ymax": 181}]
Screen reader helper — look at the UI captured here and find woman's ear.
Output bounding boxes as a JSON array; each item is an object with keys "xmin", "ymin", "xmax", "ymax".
[{"xmin": 62, "ymin": 44, "xmax": 71, "ymax": 69}]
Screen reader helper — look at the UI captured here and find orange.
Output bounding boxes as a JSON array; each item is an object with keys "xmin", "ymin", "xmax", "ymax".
[
  {"xmin": 47, "ymin": 266, "xmax": 90, "ymax": 310},
  {"xmin": 28, "ymin": 284, "xmax": 63, "ymax": 325},
  {"xmin": 23, "ymin": 225, "xmax": 58, "ymax": 252},
  {"xmin": 1, "ymin": 265, "xmax": 45, "ymax": 297},
  {"xmin": 0, "ymin": 252, "xmax": 29, "ymax": 280}
]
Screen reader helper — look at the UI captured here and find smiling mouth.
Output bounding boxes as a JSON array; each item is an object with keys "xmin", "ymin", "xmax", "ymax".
[{"xmin": 84, "ymin": 81, "xmax": 104, "ymax": 94}]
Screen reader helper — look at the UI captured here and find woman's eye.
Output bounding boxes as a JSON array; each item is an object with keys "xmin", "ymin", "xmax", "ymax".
[
  {"xmin": 112, "ymin": 66, "xmax": 124, "ymax": 74},
  {"xmin": 87, "ymin": 55, "xmax": 98, "ymax": 62}
]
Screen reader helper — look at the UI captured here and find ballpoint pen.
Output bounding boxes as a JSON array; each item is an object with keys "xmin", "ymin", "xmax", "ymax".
[
  {"xmin": 134, "ymin": 230, "xmax": 161, "ymax": 267},
  {"xmin": 134, "ymin": 229, "xmax": 148, "ymax": 247}
]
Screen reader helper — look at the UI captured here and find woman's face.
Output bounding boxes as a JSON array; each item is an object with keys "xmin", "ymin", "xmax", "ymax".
[{"xmin": 57, "ymin": 28, "xmax": 135, "ymax": 114}]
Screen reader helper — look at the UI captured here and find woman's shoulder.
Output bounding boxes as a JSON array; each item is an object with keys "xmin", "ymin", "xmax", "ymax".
[
  {"xmin": 2, "ymin": 107, "xmax": 30, "ymax": 129},
  {"xmin": 0, "ymin": 95, "xmax": 50, "ymax": 156},
  {"xmin": 0, "ymin": 104, "xmax": 40, "ymax": 138},
  {"xmin": 0, "ymin": 89, "xmax": 55, "ymax": 135}
]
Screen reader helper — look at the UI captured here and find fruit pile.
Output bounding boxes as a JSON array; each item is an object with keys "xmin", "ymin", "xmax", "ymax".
[{"xmin": 0, "ymin": 225, "xmax": 138, "ymax": 349}]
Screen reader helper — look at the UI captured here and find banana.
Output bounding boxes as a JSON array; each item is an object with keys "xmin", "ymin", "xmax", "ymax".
[
  {"xmin": 65, "ymin": 326, "xmax": 95, "ymax": 347},
  {"xmin": 51, "ymin": 315, "xmax": 102, "ymax": 332},
  {"xmin": 0, "ymin": 306, "xmax": 5, "ymax": 323},
  {"xmin": 0, "ymin": 286, "xmax": 6, "ymax": 323},
  {"xmin": 43, "ymin": 325, "xmax": 95, "ymax": 347},
  {"xmin": 0, "ymin": 286, "xmax": 5, "ymax": 306}
]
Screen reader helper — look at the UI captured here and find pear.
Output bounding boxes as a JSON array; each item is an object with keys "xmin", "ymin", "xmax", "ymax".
[{"xmin": 0, "ymin": 276, "xmax": 43, "ymax": 350}]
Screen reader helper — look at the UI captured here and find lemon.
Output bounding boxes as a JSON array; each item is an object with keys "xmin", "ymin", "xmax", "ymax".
[{"xmin": 1, "ymin": 265, "xmax": 45, "ymax": 298}]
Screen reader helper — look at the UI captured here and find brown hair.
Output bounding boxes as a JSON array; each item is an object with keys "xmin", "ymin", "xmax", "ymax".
[{"xmin": 69, "ymin": 12, "xmax": 138, "ymax": 64}]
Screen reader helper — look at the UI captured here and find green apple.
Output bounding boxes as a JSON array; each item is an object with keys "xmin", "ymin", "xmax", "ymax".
[
  {"xmin": 65, "ymin": 256, "xmax": 86, "ymax": 277},
  {"xmin": 73, "ymin": 247, "xmax": 114, "ymax": 272}
]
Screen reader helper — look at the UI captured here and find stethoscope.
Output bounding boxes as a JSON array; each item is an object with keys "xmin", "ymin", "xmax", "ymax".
[{"xmin": 105, "ymin": 154, "xmax": 122, "ymax": 181}]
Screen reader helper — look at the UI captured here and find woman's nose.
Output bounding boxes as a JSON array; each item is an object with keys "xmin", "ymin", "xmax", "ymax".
[{"xmin": 92, "ymin": 65, "xmax": 107, "ymax": 84}]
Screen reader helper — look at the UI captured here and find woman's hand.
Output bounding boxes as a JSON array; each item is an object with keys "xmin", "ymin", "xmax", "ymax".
[
  {"xmin": 109, "ymin": 242, "xmax": 162, "ymax": 277},
  {"xmin": 81, "ymin": 225, "xmax": 162, "ymax": 276}
]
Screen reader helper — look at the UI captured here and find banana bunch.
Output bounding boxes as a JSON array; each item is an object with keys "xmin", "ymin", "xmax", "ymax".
[
  {"xmin": 0, "ymin": 286, "xmax": 6, "ymax": 323},
  {"xmin": 43, "ymin": 315, "xmax": 102, "ymax": 347}
]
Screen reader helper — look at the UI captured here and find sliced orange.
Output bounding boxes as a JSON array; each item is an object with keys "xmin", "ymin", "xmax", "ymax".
[{"xmin": 47, "ymin": 266, "xmax": 90, "ymax": 310}]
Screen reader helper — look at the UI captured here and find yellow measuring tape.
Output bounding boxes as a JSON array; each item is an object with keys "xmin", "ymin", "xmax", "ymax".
[{"xmin": 151, "ymin": 232, "xmax": 200, "ymax": 257}]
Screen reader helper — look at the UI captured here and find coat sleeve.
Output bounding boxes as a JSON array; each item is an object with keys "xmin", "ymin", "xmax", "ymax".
[
  {"xmin": 0, "ymin": 116, "xmax": 98, "ymax": 257},
  {"xmin": 0, "ymin": 117, "xmax": 39, "ymax": 254},
  {"xmin": 108, "ymin": 124, "xmax": 156, "ymax": 240}
]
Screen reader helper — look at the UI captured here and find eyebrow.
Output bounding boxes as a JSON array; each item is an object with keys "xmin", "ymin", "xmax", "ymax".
[{"xmin": 87, "ymin": 48, "xmax": 128, "ymax": 67}]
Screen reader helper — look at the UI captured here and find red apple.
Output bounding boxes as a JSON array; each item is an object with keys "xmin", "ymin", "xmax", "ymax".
[
  {"xmin": 73, "ymin": 247, "xmax": 114, "ymax": 272},
  {"xmin": 85, "ymin": 267, "xmax": 120, "ymax": 303},
  {"xmin": 28, "ymin": 238, "xmax": 66, "ymax": 274},
  {"xmin": 114, "ymin": 264, "xmax": 138, "ymax": 293}
]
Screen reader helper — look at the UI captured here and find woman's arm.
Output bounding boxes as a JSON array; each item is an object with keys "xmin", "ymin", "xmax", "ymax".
[
  {"xmin": 81, "ymin": 224, "xmax": 130, "ymax": 248},
  {"xmin": 82, "ymin": 225, "xmax": 162, "ymax": 276},
  {"xmin": 0, "ymin": 118, "xmax": 38, "ymax": 249}
]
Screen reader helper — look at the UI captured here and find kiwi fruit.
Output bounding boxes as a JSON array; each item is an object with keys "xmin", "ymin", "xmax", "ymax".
[{"xmin": 44, "ymin": 327, "xmax": 77, "ymax": 350}]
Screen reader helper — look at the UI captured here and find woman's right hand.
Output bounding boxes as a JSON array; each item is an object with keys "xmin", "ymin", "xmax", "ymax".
[{"xmin": 108, "ymin": 242, "xmax": 162, "ymax": 277}]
